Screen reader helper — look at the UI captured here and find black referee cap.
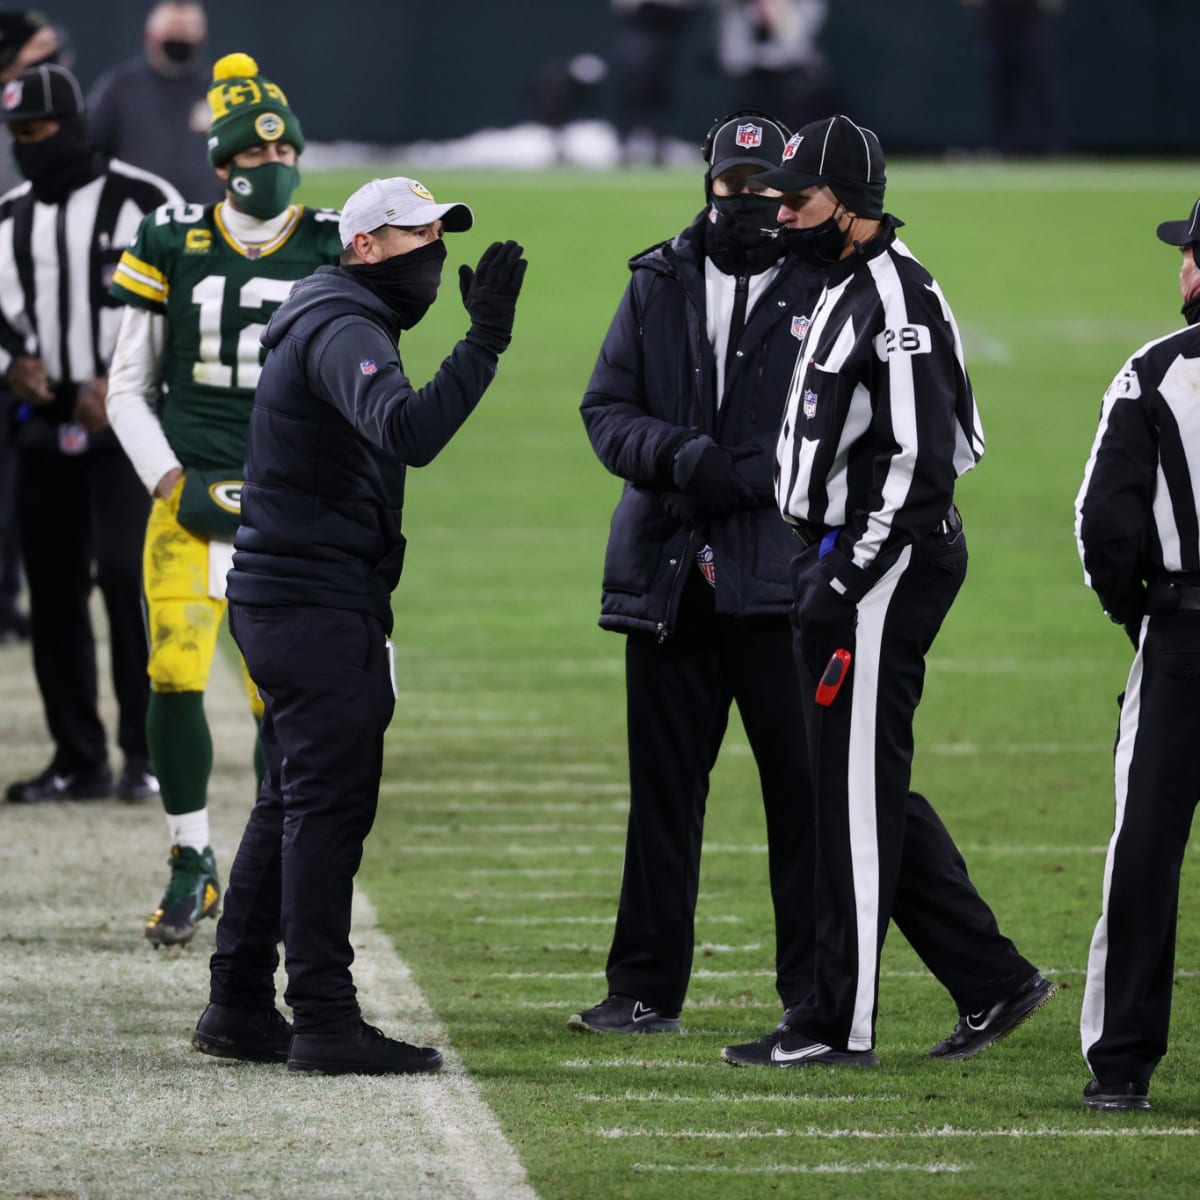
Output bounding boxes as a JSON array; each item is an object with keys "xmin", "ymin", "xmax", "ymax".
[
  {"xmin": 748, "ymin": 114, "xmax": 886, "ymax": 219},
  {"xmin": 705, "ymin": 112, "xmax": 790, "ymax": 179},
  {"xmin": 0, "ymin": 62, "xmax": 84, "ymax": 122},
  {"xmin": 1156, "ymin": 197, "xmax": 1200, "ymax": 248}
]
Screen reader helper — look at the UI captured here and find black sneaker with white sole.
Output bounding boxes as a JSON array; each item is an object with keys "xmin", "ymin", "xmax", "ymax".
[
  {"xmin": 1082, "ymin": 1079, "xmax": 1152, "ymax": 1112},
  {"xmin": 567, "ymin": 994, "xmax": 682, "ymax": 1034},
  {"xmin": 721, "ymin": 1018, "xmax": 878, "ymax": 1068},
  {"xmin": 928, "ymin": 971, "xmax": 1057, "ymax": 1061}
]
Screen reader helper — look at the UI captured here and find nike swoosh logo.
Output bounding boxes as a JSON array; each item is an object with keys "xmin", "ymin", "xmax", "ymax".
[
  {"xmin": 770, "ymin": 1041, "xmax": 834, "ymax": 1063},
  {"xmin": 631, "ymin": 1002, "xmax": 657, "ymax": 1023},
  {"xmin": 964, "ymin": 1011, "xmax": 991, "ymax": 1032}
]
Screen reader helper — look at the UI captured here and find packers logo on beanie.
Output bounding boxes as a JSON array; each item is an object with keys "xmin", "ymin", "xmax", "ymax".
[{"xmin": 206, "ymin": 52, "xmax": 304, "ymax": 166}]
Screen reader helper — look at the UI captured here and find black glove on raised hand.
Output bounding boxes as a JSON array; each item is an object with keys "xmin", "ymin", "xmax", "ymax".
[
  {"xmin": 672, "ymin": 438, "xmax": 756, "ymax": 517},
  {"xmin": 459, "ymin": 240, "xmax": 527, "ymax": 355}
]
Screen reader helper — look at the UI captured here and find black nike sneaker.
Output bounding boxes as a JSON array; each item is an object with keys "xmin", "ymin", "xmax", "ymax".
[
  {"xmin": 567, "ymin": 994, "xmax": 682, "ymax": 1034},
  {"xmin": 929, "ymin": 972, "xmax": 1057, "ymax": 1061}
]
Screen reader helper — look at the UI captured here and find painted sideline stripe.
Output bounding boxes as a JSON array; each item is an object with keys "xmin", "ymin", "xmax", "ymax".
[
  {"xmin": 596, "ymin": 1126, "xmax": 1200, "ymax": 1140},
  {"xmin": 632, "ymin": 1162, "xmax": 969, "ymax": 1175}
]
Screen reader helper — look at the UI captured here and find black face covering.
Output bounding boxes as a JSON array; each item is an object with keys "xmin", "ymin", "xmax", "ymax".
[
  {"xmin": 346, "ymin": 239, "xmax": 447, "ymax": 330},
  {"xmin": 705, "ymin": 193, "xmax": 785, "ymax": 276},
  {"xmin": 779, "ymin": 213, "xmax": 850, "ymax": 267},
  {"xmin": 1183, "ymin": 294, "xmax": 1200, "ymax": 326},
  {"xmin": 161, "ymin": 39, "xmax": 201, "ymax": 65},
  {"xmin": 12, "ymin": 116, "xmax": 101, "ymax": 205}
]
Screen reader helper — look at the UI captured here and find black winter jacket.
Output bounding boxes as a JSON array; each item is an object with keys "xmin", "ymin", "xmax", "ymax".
[
  {"xmin": 226, "ymin": 265, "xmax": 499, "ymax": 632},
  {"xmin": 580, "ymin": 213, "xmax": 823, "ymax": 638}
]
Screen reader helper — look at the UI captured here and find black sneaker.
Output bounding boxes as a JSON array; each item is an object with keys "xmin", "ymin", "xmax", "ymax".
[
  {"xmin": 6, "ymin": 761, "xmax": 113, "ymax": 803},
  {"xmin": 192, "ymin": 1002, "xmax": 292, "ymax": 1063},
  {"xmin": 1082, "ymin": 1079, "xmax": 1151, "ymax": 1112},
  {"xmin": 929, "ymin": 972, "xmax": 1057, "ymax": 1061},
  {"xmin": 288, "ymin": 1021, "xmax": 443, "ymax": 1076},
  {"xmin": 722, "ymin": 1016, "xmax": 879, "ymax": 1067},
  {"xmin": 116, "ymin": 757, "xmax": 160, "ymax": 802},
  {"xmin": 567, "ymin": 994, "xmax": 682, "ymax": 1034}
]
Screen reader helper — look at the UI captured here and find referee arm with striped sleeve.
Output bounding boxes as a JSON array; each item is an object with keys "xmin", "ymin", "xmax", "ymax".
[
  {"xmin": 1074, "ymin": 197, "xmax": 1200, "ymax": 1113},
  {"xmin": 722, "ymin": 115, "xmax": 1054, "ymax": 1071}
]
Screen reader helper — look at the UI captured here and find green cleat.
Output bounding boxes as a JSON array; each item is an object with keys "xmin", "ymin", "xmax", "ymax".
[{"xmin": 145, "ymin": 845, "xmax": 220, "ymax": 948}]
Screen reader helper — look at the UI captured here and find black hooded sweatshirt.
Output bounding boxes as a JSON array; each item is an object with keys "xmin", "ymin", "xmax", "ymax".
[{"xmin": 226, "ymin": 264, "xmax": 499, "ymax": 632}]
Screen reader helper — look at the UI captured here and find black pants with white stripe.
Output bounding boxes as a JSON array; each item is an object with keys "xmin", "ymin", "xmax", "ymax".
[
  {"xmin": 1081, "ymin": 608, "xmax": 1200, "ymax": 1089},
  {"xmin": 789, "ymin": 525, "xmax": 1034, "ymax": 1052},
  {"xmin": 606, "ymin": 570, "xmax": 815, "ymax": 1013}
]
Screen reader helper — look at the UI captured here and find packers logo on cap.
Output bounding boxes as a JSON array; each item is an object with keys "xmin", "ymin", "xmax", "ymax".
[
  {"xmin": 409, "ymin": 180, "xmax": 435, "ymax": 201},
  {"xmin": 255, "ymin": 112, "xmax": 284, "ymax": 142}
]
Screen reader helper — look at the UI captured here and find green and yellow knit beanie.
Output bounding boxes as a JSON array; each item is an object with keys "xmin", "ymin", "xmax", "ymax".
[{"xmin": 205, "ymin": 52, "xmax": 304, "ymax": 166}]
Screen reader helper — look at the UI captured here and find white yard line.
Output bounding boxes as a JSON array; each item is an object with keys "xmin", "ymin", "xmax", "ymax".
[
  {"xmin": 598, "ymin": 1126, "xmax": 1200, "ymax": 1140},
  {"xmin": 0, "ymin": 631, "xmax": 536, "ymax": 1200},
  {"xmin": 632, "ymin": 1161, "xmax": 970, "ymax": 1175},
  {"xmin": 578, "ymin": 1091, "xmax": 903, "ymax": 1103}
]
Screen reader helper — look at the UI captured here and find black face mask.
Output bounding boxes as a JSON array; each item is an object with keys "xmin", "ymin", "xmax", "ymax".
[
  {"xmin": 779, "ymin": 212, "xmax": 849, "ymax": 266},
  {"xmin": 346, "ymin": 239, "xmax": 447, "ymax": 330},
  {"xmin": 1183, "ymin": 295, "xmax": 1200, "ymax": 326},
  {"xmin": 12, "ymin": 116, "xmax": 99, "ymax": 204},
  {"xmin": 705, "ymin": 193, "xmax": 785, "ymax": 276},
  {"xmin": 161, "ymin": 39, "xmax": 200, "ymax": 65}
]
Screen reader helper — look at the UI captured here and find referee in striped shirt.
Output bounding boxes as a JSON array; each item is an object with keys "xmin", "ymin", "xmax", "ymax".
[
  {"xmin": 1075, "ymin": 196, "xmax": 1200, "ymax": 1113},
  {"xmin": 723, "ymin": 115, "xmax": 1054, "ymax": 1069},
  {"xmin": 0, "ymin": 64, "xmax": 180, "ymax": 804}
]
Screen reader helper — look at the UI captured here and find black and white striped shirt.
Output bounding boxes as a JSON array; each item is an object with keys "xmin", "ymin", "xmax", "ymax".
[
  {"xmin": 0, "ymin": 158, "xmax": 180, "ymax": 388},
  {"xmin": 775, "ymin": 222, "xmax": 985, "ymax": 595},
  {"xmin": 1075, "ymin": 321, "xmax": 1200, "ymax": 625}
]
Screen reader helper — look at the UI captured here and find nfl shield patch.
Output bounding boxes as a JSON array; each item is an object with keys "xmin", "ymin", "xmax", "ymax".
[
  {"xmin": 791, "ymin": 315, "xmax": 810, "ymax": 341},
  {"xmin": 695, "ymin": 544, "xmax": 716, "ymax": 588},
  {"xmin": 2, "ymin": 80, "xmax": 22, "ymax": 111},
  {"xmin": 802, "ymin": 389, "xmax": 818, "ymax": 419},
  {"xmin": 359, "ymin": 359, "xmax": 378, "ymax": 376},
  {"xmin": 735, "ymin": 123, "xmax": 762, "ymax": 149}
]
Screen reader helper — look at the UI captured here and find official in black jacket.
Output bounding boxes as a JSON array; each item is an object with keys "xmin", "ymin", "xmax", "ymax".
[
  {"xmin": 190, "ymin": 176, "xmax": 526, "ymax": 1076},
  {"xmin": 570, "ymin": 113, "xmax": 823, "ymax": 1035}
]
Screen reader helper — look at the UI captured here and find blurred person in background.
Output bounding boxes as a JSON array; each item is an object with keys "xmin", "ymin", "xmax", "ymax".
[
  {"xmin": 962, "ymin": 0, "xmax": 1064, "ymax": 155},
  {"xmin": 0, "ymin": 7, "xmax": 65, "ymax": 639},
  {"xmin": 87, "ymin": 1, "xmax": 220, "ymax": 203},
  {"xmin": 610, "ymin": 0, "xmax": 698, "ymax": 164},
  {"xmin": 0, "ymin": 63, "xmax": 179, "ymax": 804},
  {"xmin": 1074, "ymin": 197, "xmax": 1200, "ymax": 1113},
  {"xmin": 105, "ymin": 53, "xmax": 340, "ymax": 947},
  {"xmin": 571, "ymin": 111, "xmax": 822, "ymax": 1036},
  {"xmin": 714, "ymin": 0, "xmax": 836, "ymax": 129}
]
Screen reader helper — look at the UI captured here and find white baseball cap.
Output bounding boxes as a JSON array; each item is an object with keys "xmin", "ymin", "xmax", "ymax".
[{"xmin": 337, "ymin": 176, "xmax": 473, "ymax": 248}]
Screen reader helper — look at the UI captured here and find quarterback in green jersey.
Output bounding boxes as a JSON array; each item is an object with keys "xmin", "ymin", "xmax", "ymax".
[{"xmin": 106, "ymin": 52, "xmax": 340, "ymax": 948}]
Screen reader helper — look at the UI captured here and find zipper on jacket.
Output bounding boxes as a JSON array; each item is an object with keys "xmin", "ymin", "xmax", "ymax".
[{"xmin": 657, "ymin": 534, "xmax": 697, "ymax": 643}]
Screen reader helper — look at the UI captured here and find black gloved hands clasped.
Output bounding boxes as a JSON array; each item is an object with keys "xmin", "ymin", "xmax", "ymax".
[
  {"xmin": 670, "ymin": 438, "xmax": 756, "ymax": 519},
  {"xmin": 459, "ymin": 240, "xmax": 527, "ymax": 355}
]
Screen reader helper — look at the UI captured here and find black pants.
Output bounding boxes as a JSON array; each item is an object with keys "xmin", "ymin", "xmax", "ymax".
[
  {"xmin": 789, "ymin": 526, "xmax": 1034, "ymax": 1051},
  {"xmin": 606, "ymin": 571, "xmax": 814, "ymax": 1013},
  {"xmin": 0, "ymin": 395, "xmax": 22, "ymax": 616},
  {"xmin": 212, "ymin": 603, "xmax": 394, "ymax": 1033},
  {"xmin": 1081, "ymin": 607, "xmax": 1200, "ymax": 1089},
  {"xmin": 16, "ymin": 443, "xmax": 150, "ymax": 772}
]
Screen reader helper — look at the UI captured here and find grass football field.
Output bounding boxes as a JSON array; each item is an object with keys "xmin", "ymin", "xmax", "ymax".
[
  {"xmin": 290, "ymin": 161, "xmax": 1200, "ymax": 1199},
  {"xmin": 288, "ymin": 161, "xmax": 1200, "ymax": 1198},
  {"xmin": 7, "ymin": 160, "xmax": 1197, "ymax": 1199}
]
